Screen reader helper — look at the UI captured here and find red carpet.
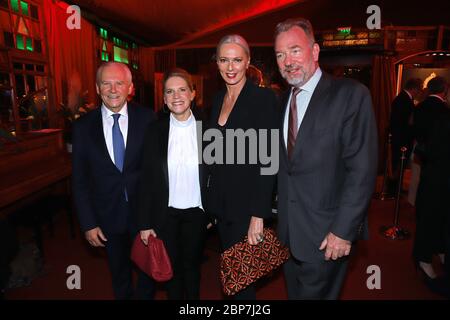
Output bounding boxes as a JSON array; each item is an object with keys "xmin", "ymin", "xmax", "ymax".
[{"xmin": 4, "ymin": 174, "xmax": 447, "ymax": 300}]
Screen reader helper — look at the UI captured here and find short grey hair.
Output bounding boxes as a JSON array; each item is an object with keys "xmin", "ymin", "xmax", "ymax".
[
  {"xmin": 274, "ymin": 18, "xmax": 316, "ymax": 46},
  {"xmin": 96, "ymin": 62, "xmax": 132, "ymax": 85},
  {"xmin": 216, "ymin": 34, "xmax": 250, "ymax": 58}
]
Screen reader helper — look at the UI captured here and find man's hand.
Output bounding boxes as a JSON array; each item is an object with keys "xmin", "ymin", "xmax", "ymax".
[
  {"xmin": 140, "ymin": 229, "xmax": 157, "ymax": 246},
  {"xmin": 85, "ymin": 227, "xmax": 107, "ymax": 247},
  {"xmin": 247, "ymin": 216, "xmax": 264, "ymax": 245},
  {"xmin": 319, "ymin": 232, "xmax": 351, "ymax": 260}
]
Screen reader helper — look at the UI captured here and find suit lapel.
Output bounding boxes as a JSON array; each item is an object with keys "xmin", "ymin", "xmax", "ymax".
[
  {"xmin": 90, "ymin": 108, "xmax": 116, "ymax": 169},
  {"xmin": 291, "ymin": 73, "xmax": 332, "ymax": 161},
  {"xmin": 160, "ymin": 117, "xmax": 170, "ymax": 189},
  {"xmin": 279, "ymin": 91, "xmax": 290, "ymax": 164},
  {"xmin": 211, "ymin": 90, "xmax": 226, "ymax": 126},
  {"xmin": 123, "ymin": 106, "xmax": 137, "ymax": 172},
  {"xmin": 230, "ymin": 80, "xmax": 252, "ymax": 128},
  {"xmin": 196, "ymin": 120, "xmax": 205, "ymax": 191}
]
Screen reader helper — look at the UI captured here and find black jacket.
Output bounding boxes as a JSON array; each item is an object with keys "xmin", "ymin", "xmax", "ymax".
[
  {"xmin": 207, "ymin": 80, "xmax": 279, "ymax": 223},
  {"xmin": 72, "ymin": 105, "xmax": 155, "ymax": 233},
  {"xmin": 389, "ymin": 90, "xmax": 414, "ymax": 146},
  {"xmin": 137, "ymin": 111, "xmax": 212, "ymax": 233},
  {"xmin": 277, "ymin": 73, "xmax": 378, "ymax": 262}
]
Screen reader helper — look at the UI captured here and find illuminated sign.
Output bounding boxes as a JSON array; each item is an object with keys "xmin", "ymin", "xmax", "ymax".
[{"xmin": 322, "ymin": 30, "xmax": 382, "ymax": 47}]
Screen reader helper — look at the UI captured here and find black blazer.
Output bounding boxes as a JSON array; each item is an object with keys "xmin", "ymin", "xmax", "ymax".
[
  {"xmin": 72, "ymin": 105, "xmax": 155, "ymax": 234},
  {"xmin": 137, "ymin": 112, "xmax": 210, "ymax": 234},
  {"xmin": 413, "ymin": 95, "xmax": 448, "ymax": 147},
  {"xmin": 207, "ymin": 80, "xmax": 279, "ymax": 223},
  {"xmin": 277, "ymin": 72, "xmax": 378, "ymax": 263},
  {"xmin": 389, "ymin": 90, "xmax": 414, "ymax": 145}
]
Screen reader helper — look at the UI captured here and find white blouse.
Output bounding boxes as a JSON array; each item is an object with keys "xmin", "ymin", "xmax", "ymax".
[{"xmin": 167, "ymin": 111, "xmax": 203, "ymax": 210}]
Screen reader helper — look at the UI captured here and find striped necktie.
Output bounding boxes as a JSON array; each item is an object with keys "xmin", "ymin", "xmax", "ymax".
[{"xmin": 287, "ymin": 87, "xmax": 301, "ymax": 160}]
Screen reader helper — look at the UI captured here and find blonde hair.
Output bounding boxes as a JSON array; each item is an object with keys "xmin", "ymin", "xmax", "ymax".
[{"xmin": 216, "ymin": 34, "xmax": 250, "ymax": 58}]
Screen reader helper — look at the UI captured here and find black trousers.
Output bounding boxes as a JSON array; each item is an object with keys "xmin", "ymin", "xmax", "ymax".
[
  {"xmin": 105, "ymin": 232, "xmax": 155, "ymax": 299},
  {"xmin": 283, "ymin": 254, "xmax": 349, "ymax": 300},
  {"xmin": 161, "ymin": 207, "xmax": 207, "ymax": 300},
  {"xmin": 413, "ymin": 170, "xmax": 448, "ymax": 263},
  {"xmin": 217, "ymin": 218, "xmax": 256, "ymax": 300},
  {"xmin": 442, "ymin": 179, "xmax": 450, "ymax": 281},
  {"xmin": 104, "ymin": 200, "xmax": 155, "ymax": 300}
]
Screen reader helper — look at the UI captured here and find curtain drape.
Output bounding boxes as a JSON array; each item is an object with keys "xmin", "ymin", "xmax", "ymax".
[
  {"xmin": 138, "ymin": 47, "xmax": 155, "ymax": 110},
  {"xmin": 371, "ymin": 55, "xmax": 397, "ymax": 173},
  {"xmin": 43, "ymin": 0, "xmax": 97, "ymax": 115},
  {"xmin": 153, "ymin": 49, "xmax": 176, "ymax": 111}
]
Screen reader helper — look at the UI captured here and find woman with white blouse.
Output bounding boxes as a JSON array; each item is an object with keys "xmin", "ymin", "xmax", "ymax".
[{"xmin": 137, "ymin": 68, "xmax": 211, "ymax": 300}]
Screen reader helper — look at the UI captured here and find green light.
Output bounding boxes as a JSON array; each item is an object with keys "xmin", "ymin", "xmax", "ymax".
[
  {"xmin": 101, "ymin": 52, "xmax": 109, "ymax": 61},
  {"xmin": 21, "ymin": 1, "xmax": 29, "ymax": 15},
  {"xmin": 114, "ymin": 46, "xmax": 128, "ymax": 64},
  {"xmin": 11, "ymin": 0, "xmax": 19, "ymax": 12},
  {"xmin": 100, "ymin": 28, "xmax": 108, "ymax": 39},
  {"xmin": 337, "ymin": 27, "xmax": 351, "ymax": 35},
  {"xmin": 16, "ymin": 34, "xmax": 24, "ymax": 50},
  {"xmin": 26, "ymin": 37, "xmax": 33, "ymax": 51}
]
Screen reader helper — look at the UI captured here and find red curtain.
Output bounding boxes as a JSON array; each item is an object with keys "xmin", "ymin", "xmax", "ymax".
[
  {"xmin": 371, "ymin": 55, "xmax": 397, "ymax": 173},
  {"xmin": 43, "ymin": 0, "xmax": 97, "ymax": 116},
  {"xmin": 153, "ymin": 49, "xmax": 176, "ymax": 111},
  {"xmin": 138, "ymin": 47, "xmax": 156, "ymax": 110}
]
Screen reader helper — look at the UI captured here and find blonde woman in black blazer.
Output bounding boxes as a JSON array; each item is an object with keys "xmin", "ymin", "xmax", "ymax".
[
  {"xmin": 137, "ymin": 68, "xmax": 211, "ymax": 300},
  {"xmin": 207, "ymin": 35, "xmax": 279, "ymax": 300}
]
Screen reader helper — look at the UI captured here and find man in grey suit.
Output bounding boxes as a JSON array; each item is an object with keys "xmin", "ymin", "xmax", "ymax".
[{"xmin": 274, "ymin": 18, "xmax": 378, "ymax": 299}]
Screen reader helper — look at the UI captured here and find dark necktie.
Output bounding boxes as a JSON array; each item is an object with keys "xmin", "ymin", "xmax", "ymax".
[
  {"xmin": 287, "ymin": 87, "xmax": 301, "ymax": 160},
  {"xmin": 112, "ymin": 113, "xmax": 125, "ymax": 172}
]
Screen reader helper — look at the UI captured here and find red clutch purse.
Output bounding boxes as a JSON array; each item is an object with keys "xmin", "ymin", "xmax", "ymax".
[
  {"xmin": 131, "ymin": 234, "xmax": 173, "ymax": 282},
  {"xmin": 220, "ymin": 228, "xmax": 290, "ymax": 295}
]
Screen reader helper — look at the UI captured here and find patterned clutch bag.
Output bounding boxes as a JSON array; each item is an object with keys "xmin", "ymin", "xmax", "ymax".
[{"xmin": 220, "ymin": 227, "xmax": 290, "ymax": 295}]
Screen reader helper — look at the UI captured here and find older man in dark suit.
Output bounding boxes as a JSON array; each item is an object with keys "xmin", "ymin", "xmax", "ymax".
[
  {"xmin": 275, "ymin": 18, "xmax": 378, "ymax": 299},
  {"xmin": 412, "ymin": 76, "xmax": 449, "ymax": 287},
  {"xmin": 418, "ymin": 94, "xmax": 450, "ymax": 297},
  {"xmin": 72, "ymin": 62, "xmax": 155, "ymax": 299}
]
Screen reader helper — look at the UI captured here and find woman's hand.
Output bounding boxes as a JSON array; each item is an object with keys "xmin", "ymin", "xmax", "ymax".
[
  {"xmin": 247, "ymin": 216, "xmax": 264, "ymax": 245},
  {"xmin": 140, "ymin": 229, "xmax": 157, "ymax": 246},
  {"xmin": 206, "ymin": 218, "xmax": 217, "ymax": 230}
]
